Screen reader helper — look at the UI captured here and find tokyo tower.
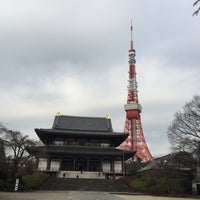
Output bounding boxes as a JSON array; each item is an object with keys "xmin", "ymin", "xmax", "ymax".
[{"xmin": 120, "ymin": 22, "xmax": 152, "ymax": 162}]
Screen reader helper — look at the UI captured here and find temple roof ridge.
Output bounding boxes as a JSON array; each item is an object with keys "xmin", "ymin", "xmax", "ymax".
[{"xmin": 52, "ymin": 115, "xmax": 113, "ymax": 132}]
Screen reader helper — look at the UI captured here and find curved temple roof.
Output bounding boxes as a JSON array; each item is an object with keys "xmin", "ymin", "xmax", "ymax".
[
  {"xmin": 35, "ymin": 115, "xmax": 128, "ymax": 147},
  {"xmin": 35, "ymin": 128, "xmax": 129, "ymax": 147}
]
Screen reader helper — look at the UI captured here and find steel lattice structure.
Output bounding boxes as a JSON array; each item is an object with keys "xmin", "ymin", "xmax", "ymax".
[{"xmin": 119, "ymin": 23, "xmax": 152, "ymax": 162}]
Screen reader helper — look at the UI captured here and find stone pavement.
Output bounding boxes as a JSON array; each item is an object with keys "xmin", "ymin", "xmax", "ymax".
[
  {"xmin": 0, "ymin": 191, "xmax": 197, "ymax": 200},
  {"xmin": 0, "ymin": 191, "xmax": 121, "ymax": 200}
]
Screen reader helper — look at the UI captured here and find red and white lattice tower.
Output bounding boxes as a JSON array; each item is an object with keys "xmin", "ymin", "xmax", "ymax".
[{"xmin": 120, "ymin": 22, "xmax": 152, "ymax": 162}]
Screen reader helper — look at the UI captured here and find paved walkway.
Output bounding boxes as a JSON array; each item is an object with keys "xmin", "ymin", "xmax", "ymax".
[{"xmin": 0, "ymin": 191, "xmax": 198, "ymax": 200}]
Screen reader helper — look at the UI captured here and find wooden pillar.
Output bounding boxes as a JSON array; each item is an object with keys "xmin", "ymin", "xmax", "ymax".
[
  {"xmin": 47, "ymin": 158, "xmax": 51, "ymax": 171},
  {"xmin": 59, "ymin": 159, "xmax": 61, "ymax": 171},
  {"xmin": 87, "ymin": 159, "xmax": 89, "ymax": 171},
  {"xmin": 36, "ymin": 158, "xmax": 39, "ymax": 171},
  {"xmin": 73, "ymin": 159, "xmax": 76, "ymax": 171},
  {"xmin": 110, "ymin": 159, "xmax": 114, "ymax": 179},
  {"xmin": 100, "ymin": 160, "xmax": 102, "ymax": 172},
  {"xmin": 121, "ymin": 157, "xmax": 124, "ymax": 175},
  {"xmin": 111, "ymin": 159, "xmax": 114, "ymax": 172}
]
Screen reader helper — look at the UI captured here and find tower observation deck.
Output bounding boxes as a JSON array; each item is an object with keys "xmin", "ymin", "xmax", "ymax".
[{"xmin": 119, "ymin": 22, "xmax": 152, "ymax": 162}]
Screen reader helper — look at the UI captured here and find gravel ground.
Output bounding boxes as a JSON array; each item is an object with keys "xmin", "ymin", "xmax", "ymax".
[
  {"xmin": 0, "ymin": 191, "xmax": 198, "ymax": 200},
  {"xmin": 115, "ymin": 194, "xmax": 198, "ymax": 200}
]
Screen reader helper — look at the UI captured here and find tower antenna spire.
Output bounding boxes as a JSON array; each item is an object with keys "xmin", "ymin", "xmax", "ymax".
[{"xmin": 130, "ymin": 19, "xmax": 133, "ymax": 50}]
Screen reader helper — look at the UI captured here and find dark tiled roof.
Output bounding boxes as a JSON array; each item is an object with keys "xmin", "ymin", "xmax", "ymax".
[
  {"xmin": 27, "ymin": 145, "xmax": 135, "ymax": 160},
  {"xmin": 52, "ymin": 115, "xmax": 113, "ymax": 132},
  {"xmin": 35, "ymin": 115, "xmax": 128, "ymax": 147},
  {"xmin": 35, "ymin": 128, "xmax": 126, "ymax": 137}
]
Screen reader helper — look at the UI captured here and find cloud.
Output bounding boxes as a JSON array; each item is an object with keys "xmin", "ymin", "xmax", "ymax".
[{"xmin": 0, "ymin": 0, "xmax": 199, "ymax": 157}]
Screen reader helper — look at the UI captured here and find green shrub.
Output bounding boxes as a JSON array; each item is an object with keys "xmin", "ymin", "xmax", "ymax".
[
  {"xmin": 22, "ymin": 172, "xmax": 48, "ymax": 190},
  {"xmin": 123, "ymin": 174, "xmax": 192, "ymax": 195},
  {"xmin": 169, "ymin": 177, "xmax": 192, "ymax": 194},
  {"xmin": 148, "ymin": 177, "xmax": 168, "ymax": 194}
]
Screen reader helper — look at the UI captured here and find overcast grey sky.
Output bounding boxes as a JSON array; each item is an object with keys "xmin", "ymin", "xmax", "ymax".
[{"xmin": 0, "ymin": 0, "xmax": 199, "ymax": 157}]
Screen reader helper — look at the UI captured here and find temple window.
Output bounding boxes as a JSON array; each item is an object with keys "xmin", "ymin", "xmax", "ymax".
[
  {"xmin": 100, "ymin": 140, "xmax": 110, "ymax": 147},
  {"xmin": 88, "ymin": 139, "xmax": 99, "ymax": 147},
  {"xmin": 54, "ymin": 138, "xmax": 64, "ymax": 146},
  {"xmin": 77, "ymin": 139, "xmax": 87, "ymax": 146},
  {"xmin": 66, "ymin": 138, "xmax": 75, "ymax": 146}
]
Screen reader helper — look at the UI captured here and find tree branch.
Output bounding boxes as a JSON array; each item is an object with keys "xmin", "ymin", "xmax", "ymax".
[{"xmin": 193, "ymin": 0, "xmax": 200, "ymax": 16}]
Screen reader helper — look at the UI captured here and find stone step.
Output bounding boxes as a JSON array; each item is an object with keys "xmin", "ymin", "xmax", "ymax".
[{"xmin": 40, "ymin": 177, "xmax": 134, "ymax": 192}]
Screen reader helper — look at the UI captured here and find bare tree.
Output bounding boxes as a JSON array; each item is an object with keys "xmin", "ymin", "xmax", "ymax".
[
  {"xmin": 0, "ymin": 124, "xmax": 35, "ymax": 177},
  {"xmin": 193, "ymin": 0, "xmax": 200, "ymax": 16},
  {"xmin": 168, "ymin": 95, "xmax": 200, "ymax": 157},
  {"xmin": 0, "ymin": 139, "xmax": 7, "ymax": 181}
]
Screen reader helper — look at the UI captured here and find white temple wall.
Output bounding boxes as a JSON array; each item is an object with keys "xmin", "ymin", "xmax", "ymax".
[
  {"xmin": 102, "ymin": 161, "xmax": 111, "ymax": 172},
  {"xmin": 114, "ymin": 160, "xmax": 122, "ymax": 172},
  {"xmin": 38, "ymin": 158, "xmax": 47, "ymax": 171},
  {"xmin": 50, "ymin": 160, "xmax": 60, "ymax": 171}
]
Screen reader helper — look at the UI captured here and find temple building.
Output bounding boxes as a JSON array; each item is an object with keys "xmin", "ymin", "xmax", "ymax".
[{"xmin": 28, "ymin": 114, "xmax": 135, "ymax": 178}]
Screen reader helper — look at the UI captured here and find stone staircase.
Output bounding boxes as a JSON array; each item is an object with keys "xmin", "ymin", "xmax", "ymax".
[{"xmin": 40, "ymin": 176, "xmax": 134, "ymax": 192}]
